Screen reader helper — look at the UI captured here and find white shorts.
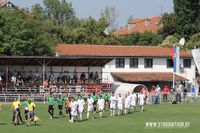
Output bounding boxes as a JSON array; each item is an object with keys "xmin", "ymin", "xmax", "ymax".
[
  {"xmin": 78, "ymin": 108, "xmax": 84, "ymax": 113},
  {"xmin": 117, "ymin": 104, "xmax": 123, "ymax": 110},
  {"xmin": 98, "ymin": 105, "xmax": 104, "ymax": 111},
  {"xmin": 87, "ymin": 105, "xmax": 93, "ymax": 112},
  {"xmin": 71, "ymin": 110, "xmax": 77, "ymax": 116},
  {"xmin": 125, "ymin": 104, "xmax": 130, "ymax": 109},
  {"xmin": 110, "ymin": 103, "xmax": 116, "ymax": 109},
  {"xmin": 131, "ymin": 102, "xmax": 136, "ymax": 106},
  {"xmin": 139, "ymin": 101, "xmax": 144, "ymax": 106}
]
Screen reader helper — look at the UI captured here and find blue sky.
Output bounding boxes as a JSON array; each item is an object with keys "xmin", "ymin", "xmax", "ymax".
[{"xmin": 11, "ymin": 0, "xmax": 174, "ymax": 26}]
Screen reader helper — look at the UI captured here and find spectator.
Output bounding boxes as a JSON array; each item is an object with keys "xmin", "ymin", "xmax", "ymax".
[
  {"xmin": 94, "ymin": 71, "xmax": 99, "ymax": 83},
  {"xmin": 57, "ymin": 72, "xmax": 63, "ymax": 83},
  {"xmin": 73, "ymin": 71, "xmax": 77, "ymax": 84},
  {"xmin": 34, "ymin": 71, "xmax": 40, "ymax": 82},
  {"xmin": 0, "ymin": 75, "xmax": 2, "ymax": 88},
  {"xmin": 191, "ymin": 85, "xmax": 196, "ymax": 102},
  {"xmin": 154, "ymin": 85, "xmax": 161, "ymax": 104},
  {"xmin": 80, "ymin": 72, "xmax": 86, "ymax": 84},
  {"xmin": 162, "ymin": 85, "xmax": 170, "ymax": 102},
  {"xmin": 17, "ymin": 75, "xmax": 24, "ymax": 87},
  {"xmin": 176, "ymin": 85, "xmax": 182, "ymax": 102},
  {"xmin": 183, "ymin": 87, "xmax": 188, "ymax": 103},
  {"xmin": 141, "ymin": 88, "xmax": 147, "ymax": 104},
  {"xmin": 150, "ymin": 85, "xmax": 155, "ymax": 104},
  {"xmin": 89, "ymin": 72, "xmax": 94, "ymax": 83},
  {"xmin": 11, "ymin": 75, "xmax": 17, "ymax": 87},
  {"xmin": 48, "ymin": 73, "xmax": 55, "ymax": 84},
  {"xmin": 63, "ymin": 71, "xmax": 70, "ymax": 84}
]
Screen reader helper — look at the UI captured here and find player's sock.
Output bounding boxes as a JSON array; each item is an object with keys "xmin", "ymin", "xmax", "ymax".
[
  {"xmin": 80, "ymin": 113, "xmax": 83, "ymax": 121},
  {"xmin": 87, "ymin": 112, "xmax": 89, "ymax": 119},
  {"xmin": 141, "ymin": 106, "xmax": 144, "ymax": 112},
  {"xmin": 113, "ymin": 110, "xmax": 115, "ymax": 116}
]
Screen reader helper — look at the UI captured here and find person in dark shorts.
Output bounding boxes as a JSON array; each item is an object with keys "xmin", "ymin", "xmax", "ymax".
[
  {"xmin": 48, "ymin": 93, "xmax": 55, "ymax": 119},
  {"xmin": 57, "ymin": 94, "xmax": 64, "ymax": 117},
  {"xmin": 92, "ymin": 92, "xmax": 98, "ymax": 113}
]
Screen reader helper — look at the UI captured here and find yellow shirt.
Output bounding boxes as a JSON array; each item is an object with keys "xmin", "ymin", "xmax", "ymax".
[
  {"xmin": 12, "ymin": 101, "xmax": 21, "ymax": 110},
  {"xmin": 28, "ymin": 102, "xmax": 36, "ymax": 112}
]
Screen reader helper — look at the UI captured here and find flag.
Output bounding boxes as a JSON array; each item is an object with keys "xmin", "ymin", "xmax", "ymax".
[
  {"xmin": 192, "ymin": 48, "xmax": 200, "ymax": 73},
  {"xmin": 171, "ymin": 46, "xmax": 180, "ymax": 73}
]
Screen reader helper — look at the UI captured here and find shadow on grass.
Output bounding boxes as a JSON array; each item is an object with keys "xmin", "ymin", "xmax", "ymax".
[{"xmin": 0, "ymin": 123, "xmax": 8, "ymax": 125}]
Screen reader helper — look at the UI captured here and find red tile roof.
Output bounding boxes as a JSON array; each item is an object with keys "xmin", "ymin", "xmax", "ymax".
[
  {"xmin": 113, "ymin": 16, "xmax": 161, "ymax": 35},
  {"xmin": 56, "ymin": 44, "xmax": 192, "ymax": 58},
  {"xmin": 111, "ymin": 72, "xmax": 188, "ymax": 82}
]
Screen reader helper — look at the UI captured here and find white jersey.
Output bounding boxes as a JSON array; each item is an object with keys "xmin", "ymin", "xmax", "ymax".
[
  {"xmin": 117, "ymin": 96, "xmax": 123, "ymax": 110},
  {"xmin": 125, "ymin": 96, "xmax": 131, "ymax": 109},
  {"xmin": 77, "ymin": 99, "xmax": 85, "ymax": 112},
  {"xmin": 97, "ymin": 98, "xmax": 105, "ymax": 110},
  {"xmin": 131, "ymin": 93, "xmax": 137, "ymax": 106},
  {"xmin": 71, "ymin": 101, "xmax": 78, "ymax": 116},
  {"xmin": 87, "ymin": 98, "xmax": 94, "ymax": 112},
  {"xmin": 138, "ymin": 94, "xmax": 145, "ymax": 105},
  {"xmin": 110, "ymin": 96, "xmax": 117, "ymax": 109}
]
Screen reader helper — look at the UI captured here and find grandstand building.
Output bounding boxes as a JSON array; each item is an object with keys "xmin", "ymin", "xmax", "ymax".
[
  {"xmin": 0, "ymin": 44, "xmax": 197, "ymax": 95},
  {"xmin": 56, "ymin": 44, "xmax": 196, "ymax": 90}
]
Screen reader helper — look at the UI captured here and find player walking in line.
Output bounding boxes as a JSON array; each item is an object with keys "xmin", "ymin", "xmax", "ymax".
[
  {"xmin": 26, "ymin": 99, "xmax": 36, "ymax": 126},
  {"xmin": 10, "ymin": 97, "xmax": 23, "ymax": 125},
  {"xmin": 97, "ymin": 95, "xmax": 105, "ymax": 118},
  {"xmin": 69, "ymin": 97, "xmax": 78, "ymax": 123},
  {"xmin": 110, "ymin": 92, "xmax": 117, "ymax": 117},
  {"xmin": 124, "ymin": 94, "xmax": 131, "ymax": 114},
  {"xmin": 130, "ymin": 91, "xmax": 137, "ymax": 112},
  {"xmin": 23, "ymin": 96, "xmax": 29, "ymax": 121},
  {"xmin": 77, "ymin": 95, "xmax": 85, "ymax": 121},
  {"xmin": 117, "ymin": 93, "xmax": 123, "ymax": 115},
  {"xmin": 57, "ymin": 94, "xmax": 64, "ymax": 117},
  {"xmin": 48, "ymin": 93, "xmax": 55, "ymax": 119},
  {"xmin": 63, "ymin": 94, "xmax": 69, "ymax": 115},
  {"xmin": 138, "ymin": 91, "xmax": 145, "ymax": 112},
  {"xmin": 87, "ymin": 94, "xmax": 94, "ymax": 119},
  {"xmin": 92, "ymin": 92, "xmax": 98, "ymax": 113}
]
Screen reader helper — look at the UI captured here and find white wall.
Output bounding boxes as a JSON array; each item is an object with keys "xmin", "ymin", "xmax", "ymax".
[{"xmin": 102, "ymin": 57, "xmax": 196, "ymax": 84}]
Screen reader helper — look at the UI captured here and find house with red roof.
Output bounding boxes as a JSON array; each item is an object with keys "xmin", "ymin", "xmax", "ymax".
[{"xmin": 113, "ymin": 16, "xmax": 161, "ymax": 35}]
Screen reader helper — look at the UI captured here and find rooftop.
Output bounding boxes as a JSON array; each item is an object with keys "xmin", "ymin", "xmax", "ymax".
[
  {"xmin": 113, "ymin": 16, "xmax": 161, "ymax": 35},
  {"xmin": 56, "ymin": 44, "xmax": 192, "ymax": 58}
]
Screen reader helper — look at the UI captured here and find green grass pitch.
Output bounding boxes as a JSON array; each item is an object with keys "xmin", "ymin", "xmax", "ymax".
[{"xmin": 0, "ymin": 103, "xmax": 200, "ymax": 133}]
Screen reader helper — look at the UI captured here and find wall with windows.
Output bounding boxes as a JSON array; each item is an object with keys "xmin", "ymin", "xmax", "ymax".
[{"xmin": 102, "ymin": 57, "xmax": 195, "ymax": 84}]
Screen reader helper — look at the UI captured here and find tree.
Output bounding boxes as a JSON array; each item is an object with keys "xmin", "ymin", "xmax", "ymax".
[
  {"xmin": 186, "ymin": 33, "xmax": 200, "ymax": 49},
  {"xmin": 159, "ymin": 35, "xmax": 179, "ymax": 47},
  {"xmin": 0, "ymin": 10, "xmax": 59, "ymax": 56},
  {"xmin": 120, "ymin": 32, "xmax": 163, "ymax": 46},
  {"xmin": 173, "ymin": 0, "xmax": 200, "ymax": 39},
  {"xmin": 72, "ymin": 17, "xmax": 108, "ymax": 44},
  {"xmin": 100, "ymin": 6, "xmax": 118, "ymax": 31},
  {"xmin": 31, "ymin": 3, "xmax": 47, "ymax": 20},
  {"xmin": 158, "ymin": 13, "xmax": 176, "ymax": 37},
  {"xmin": 43, "ymin": 0, "xmax": 75, "ymax": 25}
]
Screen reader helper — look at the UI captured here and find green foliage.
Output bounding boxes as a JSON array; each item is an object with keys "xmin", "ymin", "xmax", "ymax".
[
  {"xmin": 158, "ymin": 13, "xmax": 176, "ymax": 37},
  {"xmin": 120, "ymin": 32, "xmax": 163, "ymax": 46},
  {"xmin": 173, "ymin": 0, "xmax": 200, "ymax": 39},
  {"xmin": 43, "ymin": 0, "xmax": 75, "ymax": 26},
  {"xmin": 159, "ymin": 35, "xmax": 179, "ymax": 47},
  {"xmin": 0, "ymin": 10, "xmax": 58, "ymax": 56},
  {"xmin": 186, "ymin": 33, "xmax": 200, "ymax": 49}
]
